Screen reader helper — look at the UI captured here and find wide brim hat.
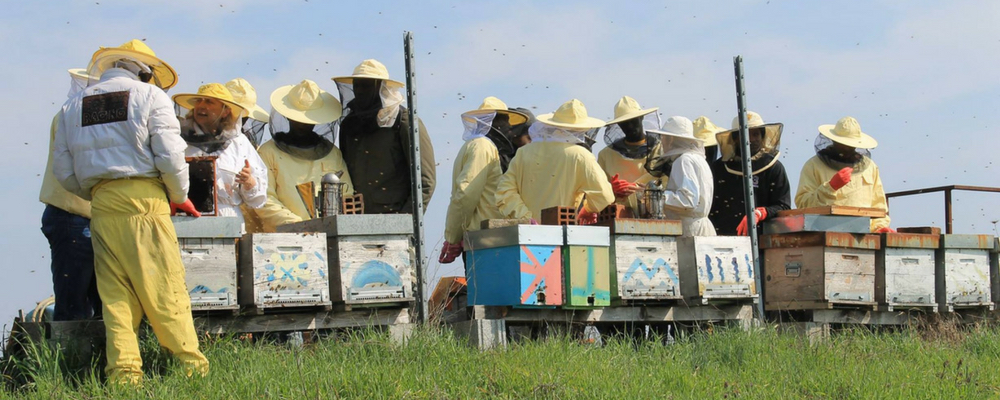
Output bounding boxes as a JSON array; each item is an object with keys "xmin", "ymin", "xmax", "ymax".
[
  {"xmin": 535, "ymin": 99, "xmax": 606, "ymax": 129},
  {"xmin": 88, "ymin": 39, "xmax": 178, "ymax": 90},
  {"xmin": 332, "ymin": 59, "xmax": 405, "ymax": 89},
  {"xmin": 172, "ymin": 83, "xmax": 247, "ymax": 120},
  {"xmin": 462, "ymin": 96, "xmax": 529, "ymax": 126},
  {"xmin": 692, "ymin": 116, "xmax": 725, "ymax": 147},
  {"xmin": 67, "ymin": 68, "xmax": 97, "ymax": 81},
  {"xmin": 270, "ymin": 79, "xmax": 343, "ymax": 125},
  {"xmin": 225, "ymin": 78, "xmax": 269, "ymax": 122},
  {"xmin": 716, "ymin": 111, "xmax": 783, "ymax": 148},
  {"xmin": 648, "ymin": 116, "xmax": 701, "ymax": 142},
  {"xmin": 818, "ymin": 116, "xmax": 878, "ymax": 149},
  {"xmin": 607, "ymin": 96, "xmax": 658, "ymax": 125}
]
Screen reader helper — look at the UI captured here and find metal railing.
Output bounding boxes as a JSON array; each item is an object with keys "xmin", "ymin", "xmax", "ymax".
[{"xmin": 885, "ymin": 185, "xmax": 1000, "ymax": 234}]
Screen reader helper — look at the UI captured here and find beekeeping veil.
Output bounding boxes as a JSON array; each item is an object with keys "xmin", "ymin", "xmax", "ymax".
[
  {"xmin": 86, "ymin": 39, "xmax": 178, "ymax": 90},
  {"xmin": 715, "ymin": 111, "xmax": 783, "ymax": 176},
  {"xmin": 531, "ymin": 99, "xmax": 605, "ymax": 148},
  {"xmin": 333, "ymin": 59, "xmax": 406, "ymax": 129},
  {"xmin": 813, "ymin": 116, "xmax": 877, "ymax": 171},
  {"xmin": 645, "ymin": 116, "xmax": 703, "ymax": 177},
  {"xmin": 172, "ymin": 83, "xmax": 247, "ymax": 154},
  {"xmin": 268, "ymin": 80, "xmax": 343, "ymax": 160},
  {"xmin": 603, "ymin": 96, "xmax": 662, "ymax": 158},
  {"xmin": 66, "ymin": 68, "xmax": 94, "ymax": 98}
]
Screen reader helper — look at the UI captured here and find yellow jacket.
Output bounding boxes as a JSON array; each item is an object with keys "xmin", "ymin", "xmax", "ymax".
[
  {"xmin": 443, "ymin": 137, "xmax": 504, "ymax": 244},
  {"xmin": 496, "ymin": 142, "xmax": 615, "ymax": 220},
  {"xmin": 39, "ymin": 112, "xmax": 91, "ymax": 218},
  {"xmin": 794, "ymin": 155, "xmax": 890, "ymax": 231},
  {"xmin": 596, "ymin": 146, "xmax": 657, "ymax": 210},
  {"xmin": 255, "ymin": 140, "xmax": 354, "ymax": 232}
]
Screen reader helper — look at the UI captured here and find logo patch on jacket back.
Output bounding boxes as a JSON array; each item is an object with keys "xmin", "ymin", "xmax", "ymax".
[{"xmin": 81, "ymin": 91, "xmax": 130, "ymax": 127}]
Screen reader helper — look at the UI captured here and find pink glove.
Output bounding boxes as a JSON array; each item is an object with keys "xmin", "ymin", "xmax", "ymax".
[
  {"xmin": 170, "ymin": 199, "xmax": 201, "ymax": 217},
  {"xmin": 875, "ymin": 227, "xmax": 895, "ymax": 234},
  {"xmin": 577, "ymin": 210, "xmax": 598, "ymax": 225},
  {"xmin": 610, "ymin": 174, "xmax": 638, "ymax": 198},
  {"xmin": 829, "ymin": 167, "xmax": 853, "ymax": 191},
  {"xmin": 736, "ymin": 207, "xmax": 768, "ymax": 236},
  {"xmin": 438, "ymin": 241, "xmax": 463, "ymax": 264},
  {"xmin": 529, "ymin": 219, "xmax": 539, "ymax": 225}
]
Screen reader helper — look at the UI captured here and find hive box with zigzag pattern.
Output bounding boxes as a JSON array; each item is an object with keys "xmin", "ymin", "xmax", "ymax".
[{"xmin": 598, "ymin": 219, "xmax": 683, "ymax": 304}]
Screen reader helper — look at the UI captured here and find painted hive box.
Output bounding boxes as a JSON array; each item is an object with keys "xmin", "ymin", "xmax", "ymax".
[
  {"xmin": 465, "ymin": 225, "xmax": 564, "ymax": 307},
  {"xmin": 563, "ymin": 225, "xmax": 611, "ymax": 308},
  {"xmin": 238, "ymin": 232, "xmax": 331, "ymax": 309},
  {"xmin": 172, "ymin": 216, "xmax": 242, "ymax": 311},
  {"xmin": 678, "ymin": 236, "xmax": 756, "ymax": 305},
  {"xmin": 599, "ymin": 219, "xmax": 683, "ymax": 303}
]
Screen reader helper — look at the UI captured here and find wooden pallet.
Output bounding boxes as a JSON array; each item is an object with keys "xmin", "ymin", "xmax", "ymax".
[
  {"xmin": 777, "ymin": 206, "xmax": 886, "ymax": 218},
  {"xmin": 241, "ymin": 303, "xmax": 333, "ymax": 316}
]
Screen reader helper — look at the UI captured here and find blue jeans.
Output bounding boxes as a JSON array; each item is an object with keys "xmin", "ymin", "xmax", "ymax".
[{"xmin": 40, "ymin": 204, "xmax": 101, "ymax": 320}]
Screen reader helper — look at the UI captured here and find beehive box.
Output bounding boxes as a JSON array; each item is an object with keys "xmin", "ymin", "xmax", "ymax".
[
  {"xmin": 678, "ymin": 236, "xmax": 756, "ymax": 305},
  {"xmin": 936, "ymin": 234, "xmax": 994, "ymax": 312},
  {"xmin": 465, "ymin": 225, "xmax": 564, "ymax": 307},
  {"xmin": 563, "ymin": 225, "xmax": 611, "ymax": 308},
  {"xmin": 238, "ymin": 232, "xmax": 331, "ymax": 310},
  {"xmin": 598, "ymin": 219, "xmax": 683, "ymax": 303},
  {"xmin": 763, "ymin": 214, "xmax": 871, "ymax": 235},
  {"xmin": 278, "ymin": 215, "xmax": 415, "ymax": 306},
  {"xmin": 761, "ymin": 232, "xmax": 879, "ymax": 310},
  {"xmin": 876, "ymin": 233, "xmax": 938, "ymax": 311},
  {"xmin": 172, "ymin": 216, "xmax": 241, "ymax": 312}
]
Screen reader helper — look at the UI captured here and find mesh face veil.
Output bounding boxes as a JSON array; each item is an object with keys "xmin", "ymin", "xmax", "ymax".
[
  {"xmin": 336, "ymin": 80, "xmax": 405, "ymax": 128},
  {"xmin": 461, "ymin": 112, "xmax": 496, "ymax": 142},
  {"xmin": 603, "ymin": 113, "xmax": 662, "ymax": 147},
  {"xmin": 527, "ymin": 122, "xmax": 591, "ymax": 145},
  {"xmin": 241, "ymin": 118, "xmax": 268, "ymax": 148},
  {"xmin": 267, "ymin": 108, "xmax": 337, "ymax": 160}
]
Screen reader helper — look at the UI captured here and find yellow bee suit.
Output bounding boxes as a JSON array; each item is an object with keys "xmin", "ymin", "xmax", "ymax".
[
  {"xmin": 496, "ymin": 142, "xmax": 615, "ymax": 220},
  {"xmin": 794, "ymin": 155, "xmax": 890, "ymax": 232},
  {"xmin": 39, "ymin": 112, "xmax": 90, "ymax": 217},
  {"xmin": 90, "ymin": 178, "xmax": 207, "ymax": 384},
  {"xmin": 255, "ymin": 140, "xmax": 354, "ymax": 232},
  {"xmin": 443, "ymin": 137, "xmax": 504, "ymax": 244},
  {"xmin": 596, "ymin": 146, "xmax": 658, "ymax": 211}
]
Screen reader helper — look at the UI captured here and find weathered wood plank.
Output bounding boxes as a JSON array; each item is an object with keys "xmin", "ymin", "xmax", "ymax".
[
  {"xmin": 467, "ymin": 304, "xmax": 752, "ymax": 323},
  {"xmin": 195, "ymin": 308, "xmax": 410, "ymax": 334},
  {"xmin": 777, "ymin": 206, "xmax": 887, "ymax": 218}
]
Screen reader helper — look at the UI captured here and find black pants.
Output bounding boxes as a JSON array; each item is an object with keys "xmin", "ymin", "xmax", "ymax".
[{"xmin": 40, "ymin": 205, "xmax": 101, "ymax": 320}]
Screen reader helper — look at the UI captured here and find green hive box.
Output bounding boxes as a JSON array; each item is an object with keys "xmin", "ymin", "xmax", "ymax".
[{"xmin": 562, "ymin": 225, "xmax": 611, "ymax": 309}]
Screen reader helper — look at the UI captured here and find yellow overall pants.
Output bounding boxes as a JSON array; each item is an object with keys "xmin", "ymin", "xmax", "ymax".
[{"xmin": 90, "ymin": 178, "xmax": 208, "ymax": 384}]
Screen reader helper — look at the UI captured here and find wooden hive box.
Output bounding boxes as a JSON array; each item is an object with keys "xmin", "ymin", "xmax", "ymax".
[
  {"xmin": 936, "ymin": 234, "xmax": 994, "ymax": 312},
  {"xmin": 563, "ymin": 225, "xmax": 611, "ymax": 309},
  {"xmin": 278, "ymin": 215, "xmax": 415, "ymax": 306},
  {"xmin": 876, "ymin": 233, "xmax": 939, "ymax": 311},
  {"xmin": 597, "ymin": 219, "xmax": 683, "ymax": 304},
  {"xmin": 761, "ymin": 232, "xmax": 880, "ymax": 311},
  {"xmin": 172, "ymin": 216, "xmax": 242, "ymax": 312},
  {"xmin": 464, "ymin": 225, "xmax": 564, "ymax": 307},
  {"xmin": 238, "ymin": 232, "xmax": 331, "ymax": 310},
  {"xmin": 678, "ymin": 236, "xmax": 756, "ymax": 305}
]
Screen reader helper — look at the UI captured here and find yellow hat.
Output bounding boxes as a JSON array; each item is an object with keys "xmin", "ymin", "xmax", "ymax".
[
  {"xmin": 461, "ymin": 96, "xmax": 529, "ymax": 126},
  {"xmin": 172, "ymin": 83, "xmax": 247, "ymax": 119},
  {"xmin": 270, "ymin": 79, "xmax": 343, "ymax": 125},
  {"xmin": 818, "ymin": 116, "xmax": 878, "ymax": 149},
  {"xmin": 607, "ymin": 96, "xmax": 658, "ymax": 125},
  {"xmin": 87, "ymin": 39, "xmax": 178, "ymax": 90},
  {"xmin": 332, "ymin": 59, "xmax": 404, "ymax": 89},
  {"xmin": 536, "ymin": 99, "xmax": 606, "ymax": 129},
  {"xmin": 225, "ymin": 78, "xmax": 269, "ymax": 122},
  {"xmin": 693, "ymin": 116, "xmax": 725, "ymax": 147}
]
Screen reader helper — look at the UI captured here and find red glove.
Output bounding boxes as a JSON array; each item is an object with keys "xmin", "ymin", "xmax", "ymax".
[
  {"xmin": 438, "ymin": 241, "xmax": 463, "ymax": 264},
  {"xmin": 610, "ymin": 174, "xmax": 638, "ymax": 198},
  {"xmin": 829, "ymin": 167, "xmax": 853, "ymax": 191},
  {"xmin": 736, "ymin": 207, "xmax": 768, "ymax": 236},
  {"xmin": 875, "ymin": 227, "xmax": 895, "ymax": 234},
  {"xmin": 170, "ymin": 199, "xmax": 201, "ymax": 217},
  {"xmin": 577, "ymin": 210, "xmax": 598, "ymax": 225}
]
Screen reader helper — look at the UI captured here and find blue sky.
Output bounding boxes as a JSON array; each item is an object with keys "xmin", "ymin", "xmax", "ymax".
[{"xmin": 0, "ymin": 1, "xmax": 997, "ymax": 326}]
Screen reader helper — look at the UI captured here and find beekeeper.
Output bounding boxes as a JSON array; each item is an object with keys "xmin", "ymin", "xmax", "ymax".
[
  {"xmin": 647, "ymin": 116, "xmax": 716, "ymax": 236},
  {"xmin": 255, "ymin": 79, "xmax": 354, "ymax": 231},
  {"xmin": 693, "ymin": 116, "xmax": 724, "ymax": 161},
  {"xmin": 496, "ymin": 99, "xmax": 614, "ymax": 223},
  {"xmin": 795, "ymin": 116, "xmax": 891, "ymax": 232},
  {"xmin": 39, "ymin": 68, "xmax": 100, "ymax": 321},
  {"xmin": 52, "ymin": 39, "xmax": 208, "ymax": 384},
  {"xmin": 440, "ymin": 97, "xmax": 529, "ymax": 264},
  {"xmin": 597, "ymin": 96, "xmax": 661, "ymax": 210},
  {"xmin": 173, "ymin": 83, "xmax": 268, "ymax": 226},
  {"xmin": 333, "ymin": 59, "xmax": 435, "ymax": 214},
  {"xmin": 225, "ymin": 78, "xmax": 270, "ymax": 233},
  {"xmin": 507, "ymin": 106, "xmax": 536, "ymax": 151},
  {"xmin": 709, "ymin": 112, "xmax": 791, "ymax": 236}
]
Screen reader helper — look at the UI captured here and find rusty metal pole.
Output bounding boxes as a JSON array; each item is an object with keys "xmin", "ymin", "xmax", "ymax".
[
  {"xmin": 404, "ymin": 32, "xmax": 427, "ymax": 323},
  {"xmin": 944, "ymin": 188, "xmax": 953, "ymax": 234},
  {"xmin": 734, "ymin": 56, "xmax": 765, "ymax": 322}
]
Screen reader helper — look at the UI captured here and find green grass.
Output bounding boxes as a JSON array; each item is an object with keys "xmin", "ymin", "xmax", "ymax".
[{"xmin": 4, "ymin": 323, "xmax": 1000, "ymax": 399}]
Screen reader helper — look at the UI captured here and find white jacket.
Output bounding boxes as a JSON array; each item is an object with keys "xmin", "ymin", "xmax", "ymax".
[
  {"xmin": 662, "ymin": 153, "xmax": 716, "ymax": 237},
  {"xmin": 182, "ymin": 122, "xmax": 268, "ymax": 219},
  {"xmin": 53, "ymin": 68, "xmax": 189, "ymax": 203}
]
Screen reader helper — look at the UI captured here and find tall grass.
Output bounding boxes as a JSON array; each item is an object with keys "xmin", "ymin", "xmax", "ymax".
[{"xmin": 3, "ymin": 324, "xmax": 1000, "ymax": 399}]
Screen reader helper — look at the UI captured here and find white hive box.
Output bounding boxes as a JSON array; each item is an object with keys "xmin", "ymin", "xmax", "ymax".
[
  {"xmin": 238, "ymin": 232, "xmax": 331, "ymax": 310},
  {"xmin": 598, "ymin": 219, "xmax": 683, "ymax": 303},
  {"xmin": 172, "ymin": 216, "xmax": 241, "ymax": 312},
  {"xmin": 936, "ymin": 234, "xmax": 994, "ymax": 312},
  {"xmin": 875, "ymin": 233, "xmax": 938, "ymax": 311},
  {"xmin": 678, "ymin": 236, "xmax": 757, "ymax": 305}
]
